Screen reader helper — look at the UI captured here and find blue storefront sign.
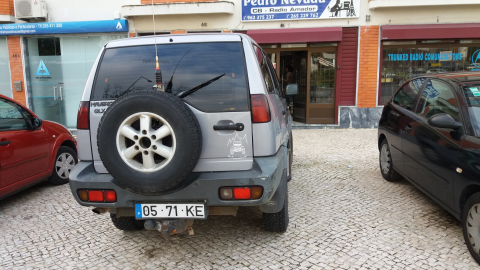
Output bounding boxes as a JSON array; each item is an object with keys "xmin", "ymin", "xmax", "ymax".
[
  {"xmin": 0, "ymin": 20, "xmax": 128, "ymax": 36},
  {"xmin": 242, "ymin": 0, "xmax": 359, "ymax": 21}
]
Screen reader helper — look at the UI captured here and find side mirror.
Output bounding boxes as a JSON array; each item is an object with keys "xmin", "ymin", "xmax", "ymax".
[
  {"xmin": 32, "ymin": 118, "xmax": 43, "ymax": 130},
  {"xmin": 286, "ymin": 84, "xmax": 298, "ymax": 95},
  {"xmin": 428, "ymin": 113, "xmax": 462, "ymax": 130}
]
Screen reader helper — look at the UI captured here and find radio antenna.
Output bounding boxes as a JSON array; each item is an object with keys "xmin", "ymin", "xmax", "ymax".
[{"xmin": 152, "ymin": 0, "xmax": 163, "ymax": 90}]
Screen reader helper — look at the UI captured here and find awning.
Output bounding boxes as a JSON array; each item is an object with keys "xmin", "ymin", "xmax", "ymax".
[
  {"xmin": 247, "ymin": 27, "xmax": 343, "ymax": 44},
  {"xmin": 381, "ymin": 23, "xmax": 480, "ymax": 40}
]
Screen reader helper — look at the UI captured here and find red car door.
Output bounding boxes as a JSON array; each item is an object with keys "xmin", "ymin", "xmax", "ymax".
[{"xmin": 0, "ymin": 98, "xmax": 50, "ymax": 191}]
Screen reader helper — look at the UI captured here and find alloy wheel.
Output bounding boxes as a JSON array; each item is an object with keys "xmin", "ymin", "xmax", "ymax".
[{"xmin": 116, "ymin": 112, "xmax": 176, "ymax": 172}]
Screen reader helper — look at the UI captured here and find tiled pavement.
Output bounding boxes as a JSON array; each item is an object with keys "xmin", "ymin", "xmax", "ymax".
[{"xmin": 0, "ymin": 129, "xmax": 478, "ymax": 269}]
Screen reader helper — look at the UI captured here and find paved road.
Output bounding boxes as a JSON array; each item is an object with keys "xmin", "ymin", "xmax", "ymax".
[{"xmin": 1, "ymin": 129, "xmax": 478, "ymax": 269}]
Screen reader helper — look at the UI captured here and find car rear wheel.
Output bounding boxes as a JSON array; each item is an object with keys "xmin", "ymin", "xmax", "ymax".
[
  {"xmin": 379, "ymin": 139, "xmax": 403, "ymax": 182},
  {"xmin": 110, "ymin": 214, "xmax": 145, "ymax": 231},
  {"xmin": 263, "ymin": 186, "xmax": 289, "ymax": 233},
  {"xmin": 462, "ymin": 193, "xmax": 480, "ymax": 264},
  {"xmin": 97, "ymin": 90, "xmax": 202, "ymax": 195},
  {"xmin": 47, "ymin": 146, "xmax": 77, "ymax": 185}
]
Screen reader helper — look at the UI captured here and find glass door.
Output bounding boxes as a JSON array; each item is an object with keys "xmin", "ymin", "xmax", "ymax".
[
  {"xmin": 308, "ymin": 49, "xmax": 336, "ymax": 124},
  {"xmin": 24, "ymin": 35, "xmax": 126, "ymax": 129},
  {"xmin": 0, "ymin": 37, "xmax": 13, "ymax": 98},
  {"xmin": 280, "ymin": 51, "xmax": 308, "ymax": 123}
]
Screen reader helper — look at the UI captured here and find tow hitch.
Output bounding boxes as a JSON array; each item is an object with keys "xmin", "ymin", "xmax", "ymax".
[{"xmin": 144, "ymin": 219, "xmax": 194, "ymax": 239}]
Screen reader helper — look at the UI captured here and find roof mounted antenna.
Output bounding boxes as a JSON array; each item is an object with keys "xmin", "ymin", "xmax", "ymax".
[{"xmin": 152, "ymin": 0, "xmax": 164, "ymax": 91}]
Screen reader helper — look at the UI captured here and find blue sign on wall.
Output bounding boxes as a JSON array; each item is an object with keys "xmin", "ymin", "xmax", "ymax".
[
  {"xmin": 242, "ymin": 0, "xmax": 359, "ymax": 21},
  {"xmin": 0, "ymin": 20, "xmax": 128, "ymax": 36}
]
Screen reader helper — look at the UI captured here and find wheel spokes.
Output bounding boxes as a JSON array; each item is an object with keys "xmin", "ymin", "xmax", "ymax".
[
  {"xmin": 123, "ymin": 146, "xmax": 140, "ymax": 159},
  {"xmin": 152, "ymin": 125, "xmax": 171, "ymax": 141},
  {"xmin": 469, "ymin": 206, "xmax": 480, "ymax": 227},
  {"xmin": 142, "ymin": 152, "xmax": 155, "ymax": 169},
  {"xmin": 140, "ymin": 114, "xmax": 152, "ymax": 134},
  {"xmin": 467, "ymin": 225, "xmax": 480, "ymax": 254},
  {"xmin": 64, "ymin": 169, "xmax": 70, "ymax": 178},
  {"xmin": 121, "ymin": 125, "xmax": 139, "ymax": 141},
  {"xmin": 152, "ymin": 143, "xmax": 172, "ymax": 159},
  {"xmin": 66, "ymin": 155, "xmax": 74, "ymax": 164},
  {"xmin": 57, "ymin": 167, "xmax": 65, "ymax": 176}
]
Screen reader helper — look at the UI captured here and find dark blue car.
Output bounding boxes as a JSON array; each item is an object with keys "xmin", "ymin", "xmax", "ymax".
[{"xmin": 378, "ymin": 72, "xmax": 480, "ymax": 264}]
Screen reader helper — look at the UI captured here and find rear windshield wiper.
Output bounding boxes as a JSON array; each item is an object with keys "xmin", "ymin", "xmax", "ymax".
[{"xmin": 176, "ymin": 74, "xmax": 225, "ymax": 98}]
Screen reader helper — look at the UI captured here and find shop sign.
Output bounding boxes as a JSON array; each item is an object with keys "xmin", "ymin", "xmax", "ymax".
[
  {"xmin": 242, "ymin": 0, "xmax": 359, "ymax": 21},
  {"xmin": 387, "ymin": 52, "xmax": 463, "ymax": 62},
  {"xmin": 0, "ymin": 20, "xmax": 128, "ymax": 36}
]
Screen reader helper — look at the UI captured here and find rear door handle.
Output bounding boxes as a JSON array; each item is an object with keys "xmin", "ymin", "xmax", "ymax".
[
  {"xmin": 213, "ymin": 123, "xmax": 244, "ymax": 131},
  {"xmin": 405, "ymin": 125, "xmax": 412, "ymax": 132},
  {"xmin": 0, "ymin": 141, "xmax": 11, "ymax": 146}
]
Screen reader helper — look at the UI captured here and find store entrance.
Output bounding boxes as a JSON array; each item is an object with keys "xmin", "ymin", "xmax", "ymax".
[{"xmin": 265, "ymin": 46, "xmax": 337, "ymax": 124}]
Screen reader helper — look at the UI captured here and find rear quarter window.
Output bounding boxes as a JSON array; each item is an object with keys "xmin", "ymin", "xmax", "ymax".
[{"xmin": 92, "ymin": 42, "xmax": 249, "ymax": 112}]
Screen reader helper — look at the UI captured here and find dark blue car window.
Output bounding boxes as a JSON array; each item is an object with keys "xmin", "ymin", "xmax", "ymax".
[
  {"xmin": 392, "ymin": 80, "xmax": 420, "ymax": 110},
  {"xmin": 92, "ymin": 42, "xmax": 249, "ymax": 112},
  {"xmin": 417, "ymin": 79, "xmax": 459, "ymax": 120},
  {"xmin": 463, "ymin": 85, "xmax": 480, "ymax": 136}
]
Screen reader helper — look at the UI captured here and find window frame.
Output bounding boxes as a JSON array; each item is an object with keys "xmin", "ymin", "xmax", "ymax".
[{"xmin": 0, "ymin": 98, "xmax": 31, "ymax": 132}]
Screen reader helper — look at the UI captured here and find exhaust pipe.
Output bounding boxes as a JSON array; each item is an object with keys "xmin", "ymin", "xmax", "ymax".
[{"xmin": 92, "ymin": 208, "xmax": 111, "ymax": 214}]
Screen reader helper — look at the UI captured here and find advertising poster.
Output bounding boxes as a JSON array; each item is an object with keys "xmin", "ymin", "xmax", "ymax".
[{"xmin": 242, "ymin": 0, "xmax": 359, "ymax": 21}]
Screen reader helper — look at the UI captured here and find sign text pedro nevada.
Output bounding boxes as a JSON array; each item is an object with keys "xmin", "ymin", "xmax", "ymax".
[{"xmin": 242, "ymin": 0, "xmax": 359, "ymax": 21}]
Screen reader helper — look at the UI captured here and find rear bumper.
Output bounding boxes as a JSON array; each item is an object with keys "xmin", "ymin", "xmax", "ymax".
[{"xmin": 69, "ymin": 146, "xmax": 287, "ymax": 210}]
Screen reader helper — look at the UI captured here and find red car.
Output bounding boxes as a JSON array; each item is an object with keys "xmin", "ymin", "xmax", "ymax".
[{"xmin": 0, "ymin": 94, "xmax": 77, "ymax": 199}]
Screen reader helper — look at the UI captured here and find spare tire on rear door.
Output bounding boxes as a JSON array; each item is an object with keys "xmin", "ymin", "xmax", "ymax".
[{"xmin": 97, "ymin": 89, "xmax": 202, "ymax": 195}]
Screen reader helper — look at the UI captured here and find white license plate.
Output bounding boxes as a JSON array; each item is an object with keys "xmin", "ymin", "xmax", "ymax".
[{"xmin": 135, "ymin": 203, "xmax": 205, "ymax": 219}]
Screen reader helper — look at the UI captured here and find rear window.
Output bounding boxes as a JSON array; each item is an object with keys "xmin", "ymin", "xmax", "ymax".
[{"xmin": 92, "ymin": 42, "xmax": 249, "ymax": 112}]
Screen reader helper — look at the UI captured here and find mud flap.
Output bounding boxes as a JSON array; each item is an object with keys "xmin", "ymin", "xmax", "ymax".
[{"xmin": 259, "ymin": 169, "xmax": 287, "ymax": 214}]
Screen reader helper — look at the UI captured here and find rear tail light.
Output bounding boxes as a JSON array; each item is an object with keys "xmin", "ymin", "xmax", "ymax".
[
  {"xmin": 88, "ymin": 190, "xmax": 104, "ymax": 202},
  {"xmin": 78, "ymin": 189, "xmax": 116, "ymax": 202},
  {"xmin": 77, "ymin": 101, "xmax": 89, "ymax": 129},
  {"xmin": 233, "ymin": 187, "xmax": 251, "ymax": 200},
  {"xmin": 251, "ymin": 95, "xmax": 271, "ymax": 123},
  {"xmin": 219, "ymin": 186, "xmax": 263, "ymax": 200}
]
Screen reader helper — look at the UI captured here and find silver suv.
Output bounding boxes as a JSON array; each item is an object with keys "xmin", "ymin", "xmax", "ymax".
[{"xmin": 69, "ymin": 34, "xmax": 294, "ymax": 236}]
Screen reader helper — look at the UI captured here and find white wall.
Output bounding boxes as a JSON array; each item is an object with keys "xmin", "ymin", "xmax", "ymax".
[
  {"xmin": 41, "ymin": 0, "xmax": 140, "ymax": 22},
  {"xmin": 129, "ymin": 0, "xmax": 480, "ymax": 33}
]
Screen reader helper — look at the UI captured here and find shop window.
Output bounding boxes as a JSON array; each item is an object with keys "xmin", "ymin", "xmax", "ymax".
[
  {"xmin": 0, "ymin": 37, "xmax": 12, "ymax": 98},
  {"xmin": 380, "ymin": 40, "xmax": 480, "ymax": 105},
  {"xmin": 38, "ymin": 38, "xmax": 61, "ymax": 56},
  {"xmin": 417, "ymin": 79, "xmax": 459, "ymax": 120},
  {"xmin": 92, "ymin": 42, "xmax": 249, "ymax": 113},
  {"xmin": 392, "ymin": 81, "xmax": 419, "ymax": 110}
]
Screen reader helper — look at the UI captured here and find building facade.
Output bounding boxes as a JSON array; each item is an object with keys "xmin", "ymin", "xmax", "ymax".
[{"xmin": 1, "ymin": 0, "xmax": 480, "ymax": 130}]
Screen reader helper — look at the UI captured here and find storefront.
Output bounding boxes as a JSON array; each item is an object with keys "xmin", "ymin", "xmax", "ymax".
[
  {"xmin": 0, "ymin": 20, "xmax": 128, "ymax": 130},
  {"xmin": 248, "ymin": 27, "xmax": 358, "ymax": 124},
  {"xmin": 379, "ymin": 23, "xmax": 480, "ymax": 105}
]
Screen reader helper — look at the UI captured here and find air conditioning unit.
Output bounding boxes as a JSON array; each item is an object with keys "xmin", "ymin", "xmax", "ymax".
[{"xmin": 15, "ymin": 0, "xmax": 48, "ymax": 20}]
